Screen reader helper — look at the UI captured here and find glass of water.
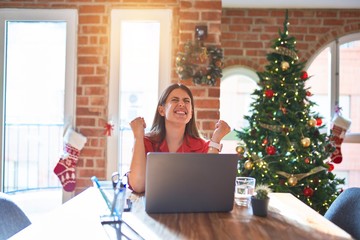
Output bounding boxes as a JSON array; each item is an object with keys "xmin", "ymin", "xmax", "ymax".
[{"xmin": 235, "ymin": 177, "xmax": 256, "ymax": 207}]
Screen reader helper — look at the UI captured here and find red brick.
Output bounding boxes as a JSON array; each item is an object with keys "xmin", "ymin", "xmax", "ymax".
[
  {"xmin": 76, "ymin": 117, "xmax": 96, "ymax": 126},
  {"xmin": 179, "ymin": 11, "xmax": 199, "ymax": 20},
  {"xmin": 194, "ymin": 1, "xmax": 221, "ymax": 10},
  {"xmin": 81, "ymin": 76, "xmax": 106, "ymax": 85},
  {"xmin": 79, "ymin": 15, "xmax": 101, "ymax": 24},
  {"xmin": 79, "ymin": 5, "xmax": 106, "ymax": 13},
  {"xmin": 197, "ymin": 110, "xmax": 219, "ymax": 119}
]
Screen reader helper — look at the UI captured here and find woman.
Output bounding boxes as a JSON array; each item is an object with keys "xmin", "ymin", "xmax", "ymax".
[{"xmin": 128, "ymin": 83, "xmax": 231, "ymax": 193}]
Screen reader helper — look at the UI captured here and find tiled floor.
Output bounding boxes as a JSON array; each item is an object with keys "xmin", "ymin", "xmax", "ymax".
[{"xmin": 8, "ymin": 189, "xmax": 63, "ymax": 223}]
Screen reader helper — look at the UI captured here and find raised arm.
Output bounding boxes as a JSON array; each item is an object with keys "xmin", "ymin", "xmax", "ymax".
[
  {"xmin": 208, "ymin": 120, "xmax": 231, "ymax": 153},
  {"xmin": 128, "ymin": 117, "xmax": 147, "ymax": 193}
]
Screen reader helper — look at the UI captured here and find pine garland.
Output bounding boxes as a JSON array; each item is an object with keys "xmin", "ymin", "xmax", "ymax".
[{"xmin": 176, "ymin": 40, "xmax": 223, "ymax": 86}]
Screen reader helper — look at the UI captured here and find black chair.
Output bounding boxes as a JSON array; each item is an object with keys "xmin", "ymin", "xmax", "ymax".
[
  {"xmin": 324, "ymin": 187, "xmax": 360, "ymax": 240},
  {"xmin": 0, "ymin": 193, "xmax": 31, "ymax": 240}
]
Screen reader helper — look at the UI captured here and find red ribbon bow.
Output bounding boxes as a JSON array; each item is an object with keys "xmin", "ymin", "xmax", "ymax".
[{"xmin": 104, "ymin": 123, "xmax": 114, "ymax": 136}]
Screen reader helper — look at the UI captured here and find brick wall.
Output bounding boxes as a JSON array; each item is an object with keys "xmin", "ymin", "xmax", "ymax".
[
  {"xmin": 222, "ymin": 9, "xmax": 360, "ymax": 71},
  {"xmin": 178, "ymin": 0, "xmax": 222, "ymax": 139},
  {"xmin": 1, "ymin": 2, "xmax": 359, "ymax": 193},
  {"xmin": 0, "ymin": 0, "xmax": 222, "ymax": 193}
]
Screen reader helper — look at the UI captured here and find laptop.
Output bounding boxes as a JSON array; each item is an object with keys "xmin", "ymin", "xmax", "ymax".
[{"xmin": 145, "ymin": 152, "xmax": 238, "ymax": 214}]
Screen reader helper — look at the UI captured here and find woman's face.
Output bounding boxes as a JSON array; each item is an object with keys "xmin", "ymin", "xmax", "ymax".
[{"xmin": 158, "ymin": 88, "xmax": 193, "ymax": 125}]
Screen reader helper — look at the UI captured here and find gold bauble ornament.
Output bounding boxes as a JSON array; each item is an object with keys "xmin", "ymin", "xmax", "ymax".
[
  {"xmin": 288, "ymin": 176, "xmax": 298, "ymax": 186},
  {"xmin": 301, "ymin": 137, "xmax": 311, "ymax": 147},
  {"xmin": 281, "ymin": 61, "xmax": 290, "ymax": 71},
  {"xmin": 244, "ymin": 160, "xmax": 253, "ymax": 170},
  {"xmin": 308, "ymin": 118, "xmax": 316, "ymax": 127},
  {"xmin": 236, "ymin": 146, "xmax": 245, "ymax": 154}
]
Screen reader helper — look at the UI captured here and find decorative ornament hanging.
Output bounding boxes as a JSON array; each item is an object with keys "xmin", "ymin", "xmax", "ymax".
[
  {"xmin": 288, "ymin": 175, "xmax": 298, "ymax": 186},
  {"xmin": 281, "ymin": 61, "xmax": 290, "ymax": 71},
  {"xmin": 266, "ymin": 145, "xmax": 276, "ymax": 155},
  {"xmin": 316, "ymin": 118, "xmax": 323, "ymax": 126},
  {"xmin": 327, "ymin": 163, "xmax": 335, "ymax": 172},
  {"xmin": 259, "ymin": 122, "xmax": 282, "ymax": 132},
  {"xmin": 277, "ymin": 166, "xmax": 327, "ymax": 187},
  {"xmin": 176, "ymin": 40, "xmax": 223, "ymax": 86},
  {"xmin": 300, "ymin": 71, "xmax": 308, "ymax": 80},
  {"xmin": 264, "ymin": 89, "xmax": 274, "ymax": 98},
  {"xmin": 304, "ymin": 157, "xmax": 310, "ymax": 164},
  {"xmin": 236, "ymin": 145, "xmax": 245, "ymax": 154},
  {"xmin": 273, "ymin": 46, "xmax": 298, "ymax": 60},
  {"xmin": 306, "ymin": 91, "xmax": 312, "ymax": 96},
  {"xmin": 301, "ymin": 137, "xmax": 311, "ymax": 147},
  {"xmin": 308, "ymin": 118, "xmax": 317, "ymax": 127},
  {"xmin": 335, "ymin": 104, "xmax": 343, "ymax": 114},
  {"xmin": 104, "ymin": 121, "xmax": 114, "ymax": 136},
  {"xmin": 303, "ymin": 186, "xmax": 314, "ymax": 197},
  {"xmin": 244, "ymin": 160, "xmax": 254, "ymax": 170}
]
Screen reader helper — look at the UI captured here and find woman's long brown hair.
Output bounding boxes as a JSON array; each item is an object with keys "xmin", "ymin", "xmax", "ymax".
[{"xmin": 146, "ymin": 83, "xmax": 200, "ymax": 144}]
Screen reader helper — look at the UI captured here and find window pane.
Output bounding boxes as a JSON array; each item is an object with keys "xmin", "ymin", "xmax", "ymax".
[
  {"xmin": 220, "ymin": 72, "xmax": 259, "ymax": 153},
  {"xmin": 339, "ymin": 40, "xmax": 360, "ymax": 133},
  {"xmin": 119, "ymin": 22, "xmax": 160, "ymax": 175},
  {"xmin": 306, "ymin": 47, "xmax": 331, "ymax": 131},
  {"xmin": 220, "ymin": 75, "xmax": 259, "ymax": 131},
  {"xmin": 338, "ymin": 40, "xmax": 360, "ymax": 187},
  {"xmin": 4, "ymin": 21, "xmax": 66, "ymax": 191}
]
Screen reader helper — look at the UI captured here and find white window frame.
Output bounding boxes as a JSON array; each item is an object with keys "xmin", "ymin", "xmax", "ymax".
[
  {"xmin": 0, "ymin": 9, "xmax": 78, "ymax": 192},
  {"xmin": 220, "ymin": 66, "xmax": 259, "ymax": 153},
  {"xmin": 305, "ymin": 32, "xmax": 360, "ymax": 144},
  {"xmin": 107, "ymin": 9, "xmax": 172, "ymax": 179}
]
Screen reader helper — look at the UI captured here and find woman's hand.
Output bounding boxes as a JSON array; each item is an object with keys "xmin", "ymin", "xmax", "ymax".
[
  {"xmin": 130, "ymin": 117, "xmax": 146, "ymax": 139},
  {"xmin": 211, "ymin": 120, "xmax": 231, "ymax": 143}
]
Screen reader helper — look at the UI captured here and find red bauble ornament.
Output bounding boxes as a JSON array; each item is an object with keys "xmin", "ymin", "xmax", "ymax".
[
  {"xmin": 265, "ymin": 89, "xmax": 274, "ymax": 98},
  {"xmin": 266, "ymin": 145, "xmax": 276, "ymax": 155},
  {"xmin": 306, "ymin": 91, "xmax": 312, "ymax": 96},
  {"xmin": 316, "ymin": 118, "xmax": 322, "ymax": 126},
  {"xmin": 328, "ymin": 163, "xmax": 335, "ymax": 172},
  {"xmin": 303, "ymin": 187, "xmax": 314, "ymax": 197},
  {"xmin": 300, "ymin": 71, "xmax": 308, "ymax": 80},
  {"xmin": 304, "ymin": 158, "xmax": 310, "ymax": 164}
]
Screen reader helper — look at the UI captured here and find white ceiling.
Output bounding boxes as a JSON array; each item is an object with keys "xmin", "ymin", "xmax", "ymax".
[{"xmin": 222, "ymin": 0, "xmax": 360, "ymax": 9}]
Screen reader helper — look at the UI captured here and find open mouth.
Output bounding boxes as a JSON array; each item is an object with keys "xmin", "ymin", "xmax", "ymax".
[{"xmin": 174, "ymin": 109, "xmax": 187, "ymax": 116}]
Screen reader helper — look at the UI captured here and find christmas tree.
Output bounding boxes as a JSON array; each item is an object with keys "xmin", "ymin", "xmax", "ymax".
[{"xmin": 235, "ymin": 10, "xmax": 344, "ymax": 215}]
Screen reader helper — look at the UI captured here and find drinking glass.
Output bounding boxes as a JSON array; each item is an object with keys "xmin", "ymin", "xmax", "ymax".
[{"xmin": 235, "ymin": 177, "xmax": 256, "ymax": 207}]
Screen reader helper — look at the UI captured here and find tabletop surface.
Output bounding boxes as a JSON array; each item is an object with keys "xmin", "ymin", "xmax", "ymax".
[{"xmin": 11, "ymin": 187, "xmax": 353, "ymax": 240}]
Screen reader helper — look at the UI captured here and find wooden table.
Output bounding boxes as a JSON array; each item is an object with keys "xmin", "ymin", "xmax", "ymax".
[{"xmin": 11, "ymin": 187, "xmax": 353, "ymax": 240}]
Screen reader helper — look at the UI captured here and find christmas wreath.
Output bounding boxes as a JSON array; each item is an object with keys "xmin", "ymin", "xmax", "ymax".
[{"xmin": 176, "ymin": 40, "xmax": 223, "ymax": 86}]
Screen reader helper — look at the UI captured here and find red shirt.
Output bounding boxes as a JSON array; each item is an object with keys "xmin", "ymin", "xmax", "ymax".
[
  {"xmin": 127, "ymin": 135, "xmax": 210, "ymax": 191},
  {"xmin": 144, "ymin": 134, "xmax": 210, "ymax": 154}
]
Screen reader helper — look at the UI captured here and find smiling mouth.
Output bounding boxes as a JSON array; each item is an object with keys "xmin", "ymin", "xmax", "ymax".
[{"xmin": 174, "ymin": 110, "xmax": 187, "ymax": 115}]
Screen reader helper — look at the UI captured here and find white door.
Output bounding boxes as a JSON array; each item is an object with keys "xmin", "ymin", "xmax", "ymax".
[
  {"xmin": 0, "ymin": 9, "xmax": 77, "ymax": 193},
  {"xmin": 108, "ymin": 9, "xmax": 172, "ymax": 178}
]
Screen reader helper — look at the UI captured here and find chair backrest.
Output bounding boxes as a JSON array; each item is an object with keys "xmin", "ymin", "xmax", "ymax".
[
  {"xmin": 324, "ymin": 187, "xmax": 360, "ymax": 240},
  {"xmin": 0, "ymin": 193, "xmax": 31, "ymax": 240}
]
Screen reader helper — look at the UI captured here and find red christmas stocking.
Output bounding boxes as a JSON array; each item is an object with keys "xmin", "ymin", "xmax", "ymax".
[
  {"xmin": 330, "ymin": 115, "xmax": 351, "ymax": 164},
  {"xmin": 53, "ymin": 128, "xmax": 87, "ymax": 192}
]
